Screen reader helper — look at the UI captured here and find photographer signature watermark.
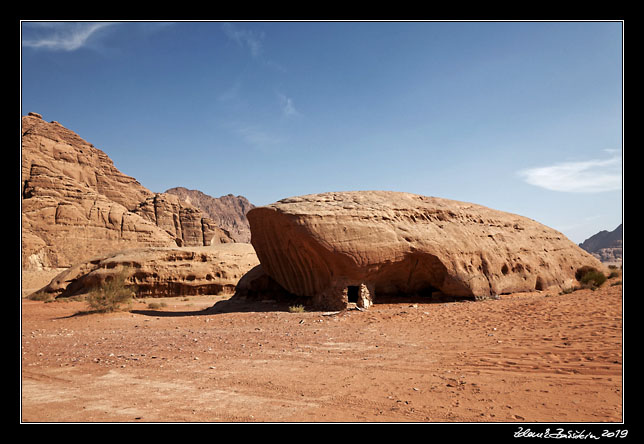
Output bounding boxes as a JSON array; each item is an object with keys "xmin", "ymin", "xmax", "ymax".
[{"xmin": 514, "ymin": 427, "xmax": 628, "ymax": 440}]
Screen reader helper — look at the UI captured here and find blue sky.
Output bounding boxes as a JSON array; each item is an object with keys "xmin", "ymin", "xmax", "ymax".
[{"xmin": 21, "ymin": 21, "xmax": 622, "ymax": 243}]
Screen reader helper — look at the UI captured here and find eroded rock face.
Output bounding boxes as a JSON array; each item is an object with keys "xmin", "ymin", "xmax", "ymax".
[
  {"xmin": 247, "ymin": 191, "xmax": 606, "ymax": 309},
  {"xmin": 133, "ymin": 192, "xmax": 233, "ymax": 247},
  {"xmin": 22, "ymin": 113, "xmax": 151, "ymax": 211},
  {"xmin": 21, "ymin": 163, "xmax": 177, "ymax": 269},
  {"xmin": 21, "ymin": 113, "xmax": 234, "ymax": 269},
  {"xmin": 35, "ymin": 243, "xmax": 259, "ymax": 299}
]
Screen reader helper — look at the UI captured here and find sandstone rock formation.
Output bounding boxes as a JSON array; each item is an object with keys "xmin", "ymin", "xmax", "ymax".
[
  {"xmin": 22, "ymin": 112, "xmax": 150, "ymax": 211},
  {"xmin": 133, "ymin": 192, "xmax": 233, "ymax": 247},
  {"xmin": 247, "ymin": 191, "xmax": 606, "ymax": 310},
  {"xmin": 22, "ymin": 113, "xmax": 234, "ymax": 269},
  {"xmin": 34, "ymin": 243, "xmax": 259, "ymax": 299},
  {"xmin": 165, "ymin": 187, "xmax": 255, "ymax": 243},
  {"xmin": 21, "ymin": 162, "xmax": 176, "ymax": 269},
  {"xmin": 579, "ymin": 224, "xmax": 622, "ymax": 265}
]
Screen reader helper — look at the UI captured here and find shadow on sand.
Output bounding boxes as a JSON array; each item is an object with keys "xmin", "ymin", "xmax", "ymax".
[
  {"xmin": 130, "ymin": 297, "xmax": 304, "ymax": 318},
  {"xmin": 129, "ymin": 293, "xmax": 482, "ymax": 318},
  {"xmin": 62, "ymin": 292, "xmax": 480, "ymax": 319}
]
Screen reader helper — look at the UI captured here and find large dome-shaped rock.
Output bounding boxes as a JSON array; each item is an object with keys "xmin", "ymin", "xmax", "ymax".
[{"xmin": 247, "ymin": 191, "xmax": 606, "ymax": 309}]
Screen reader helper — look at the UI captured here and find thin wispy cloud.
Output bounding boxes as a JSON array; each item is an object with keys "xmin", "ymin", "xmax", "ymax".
[
  {"xmin": 22, "ymin": 22, "xmax": 115, "ymax": 51},
  {"xmin": 221, "ymin": 22, "xmax": 264, "ymax": 58},
  {"xmin": 518, "ymin": 152, "xmax": 622, "ymax": 193},
  {"xmin": 278, "ymin": 93, "xmax": 299, "ymax": 117}
]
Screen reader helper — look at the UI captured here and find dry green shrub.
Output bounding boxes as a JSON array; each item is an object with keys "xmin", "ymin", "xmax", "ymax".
[
  {"xmin": 575, "ymin": 266, "xmax": 597, "ymax": 281},
  {"xmin": 608, "ymin": 270, "xmax": 620, "ymax": 279},
  {"xmin": 86, "ymin": 268, "xmax": 136, "ymax": 313},
  {"xmin": 288, "ymin": 304, "xmax": 306, "ymax": 313},
  {"xmin": 576, "ymin": 267, "xmax": 607, "ymax": 290}
]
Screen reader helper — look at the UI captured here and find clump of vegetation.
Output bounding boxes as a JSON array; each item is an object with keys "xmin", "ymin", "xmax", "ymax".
[
  {"xmin": 288, "ymin": 304, "xmax": 306, "ymax": 313},
  {"xmin": 605, "ymin": 264, "xmax": 621, "ymax": 281},
  {"xmin": 147, "ymin": 301, "xmax": 167, "ymax": 310},
  {"xmin": 560, "ymin": 266, "xmax": 611, "ymax": 295},
  {"xmin": 575, "ymin": 266, "xmax": 596, "ymax": 281},
  {"xmin": 86, "ymin": 268, "xmax": 136, "ymax": 313},
  {"xmin": 580, "ymin": 271, "xmax": 607, "ymax": 290},
  {"xmin": 576, "ymin": 266, "xmax": 607, "ymax": 290}
]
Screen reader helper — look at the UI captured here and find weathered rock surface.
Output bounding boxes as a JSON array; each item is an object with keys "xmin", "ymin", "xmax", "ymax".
[
  {"xmin": 21, "ymin": 113, "xmax": 234, "ymax": 269},
  {"xmin": 34, "ymin": 243, "xmax": 259, "ymax": 299},
  {"xmin": 133, "ymin": 192, "xmax": 233, "ymax": 247},
  {"xmin": 247, "ymin": 191, "xmax": 606, "ymax": 309},
  {"xmin": 165, "ymin": 187, "xmax": 255, "ymax": 243},
  {"xmin": 21, "ymin": 163, "xmax": 177, "ymax": 269},
  {"xmin": 22, "ymin": 113, "xmax": 150, "ymax": 211}
]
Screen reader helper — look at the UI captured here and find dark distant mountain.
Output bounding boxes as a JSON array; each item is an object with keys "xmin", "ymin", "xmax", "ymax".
[
  {"xmin": 579, "ymin": 224, "xmax": 622, "ymax": 264},
  {"xmin": 166, "ymin": 187, "xmax": 255, "ymax": 243}
]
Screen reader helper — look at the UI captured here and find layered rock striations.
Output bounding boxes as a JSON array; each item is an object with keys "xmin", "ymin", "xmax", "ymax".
[
  {"xmin": 247, "ymin": 191, "xmax": 606, "ymax": 309},
  {"xmin": 22, "ymin": 112, "xmax": 150, "ymax": 211},
  {"xmin": 22, "ymin": 113, "xmax": 233, "ymax": 269},
  {"xmin": 21, "ymin": 165, "xmax": 174, "ymax": 270},
  {"xmin": 133, "ymin": 192, "xmax": 233, "ymax": 247},
  {"xmin": 35, "ymin": 243, "xmax": 259, "ymax": 299}
]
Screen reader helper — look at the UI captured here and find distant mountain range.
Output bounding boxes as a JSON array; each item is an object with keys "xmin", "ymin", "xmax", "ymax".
[
  {"xmin": 165, "ymin": 187, "xmax": 254, "ymax": 243},
  {"xmin": 578, "ymin": 224, "xmax": 622, "ymax": 264}
]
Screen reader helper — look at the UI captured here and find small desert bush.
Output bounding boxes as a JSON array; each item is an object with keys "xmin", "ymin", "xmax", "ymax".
[
  {"xmin": 608, "ymin": 270, "xmax": 620, "ymax": 279},
  {"xmin": 577, "ymin": 268, "xmax": 607, "ymax": 290},
  {"xmin": 147, "ymin": 301, "xmax": 167, "ymax": 310},
  {"xmin": 288, "ymin": 304, "xmax": 306, "ymax": 313},
  {"xmin": 86, "ymin": 268, "xmax": 136, "ymax": 313},
  {"xmin": 575, "ymin": 266, "xmax": 597, "ymax": 281}
]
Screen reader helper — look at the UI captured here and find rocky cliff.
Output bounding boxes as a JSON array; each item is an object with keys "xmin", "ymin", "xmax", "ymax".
[{"xmin": 21, "ymin": 112, "xmax": 233, "ymax": 269}]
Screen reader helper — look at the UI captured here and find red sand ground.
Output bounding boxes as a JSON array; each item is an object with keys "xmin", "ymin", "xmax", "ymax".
[{"xmin": 21, "ymin": 274, "xmax": 623, "ymax": 423}]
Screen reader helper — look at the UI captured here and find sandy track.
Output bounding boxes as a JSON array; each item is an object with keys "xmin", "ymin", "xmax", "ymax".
[{"xmin": 21, "ymin": 278, "xmax": 623, "ymax": 423}]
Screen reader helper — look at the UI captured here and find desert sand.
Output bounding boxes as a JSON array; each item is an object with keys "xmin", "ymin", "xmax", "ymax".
[{"xmin": 21, "ymin": 269, "xmax": 622, "ymax": 423}]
